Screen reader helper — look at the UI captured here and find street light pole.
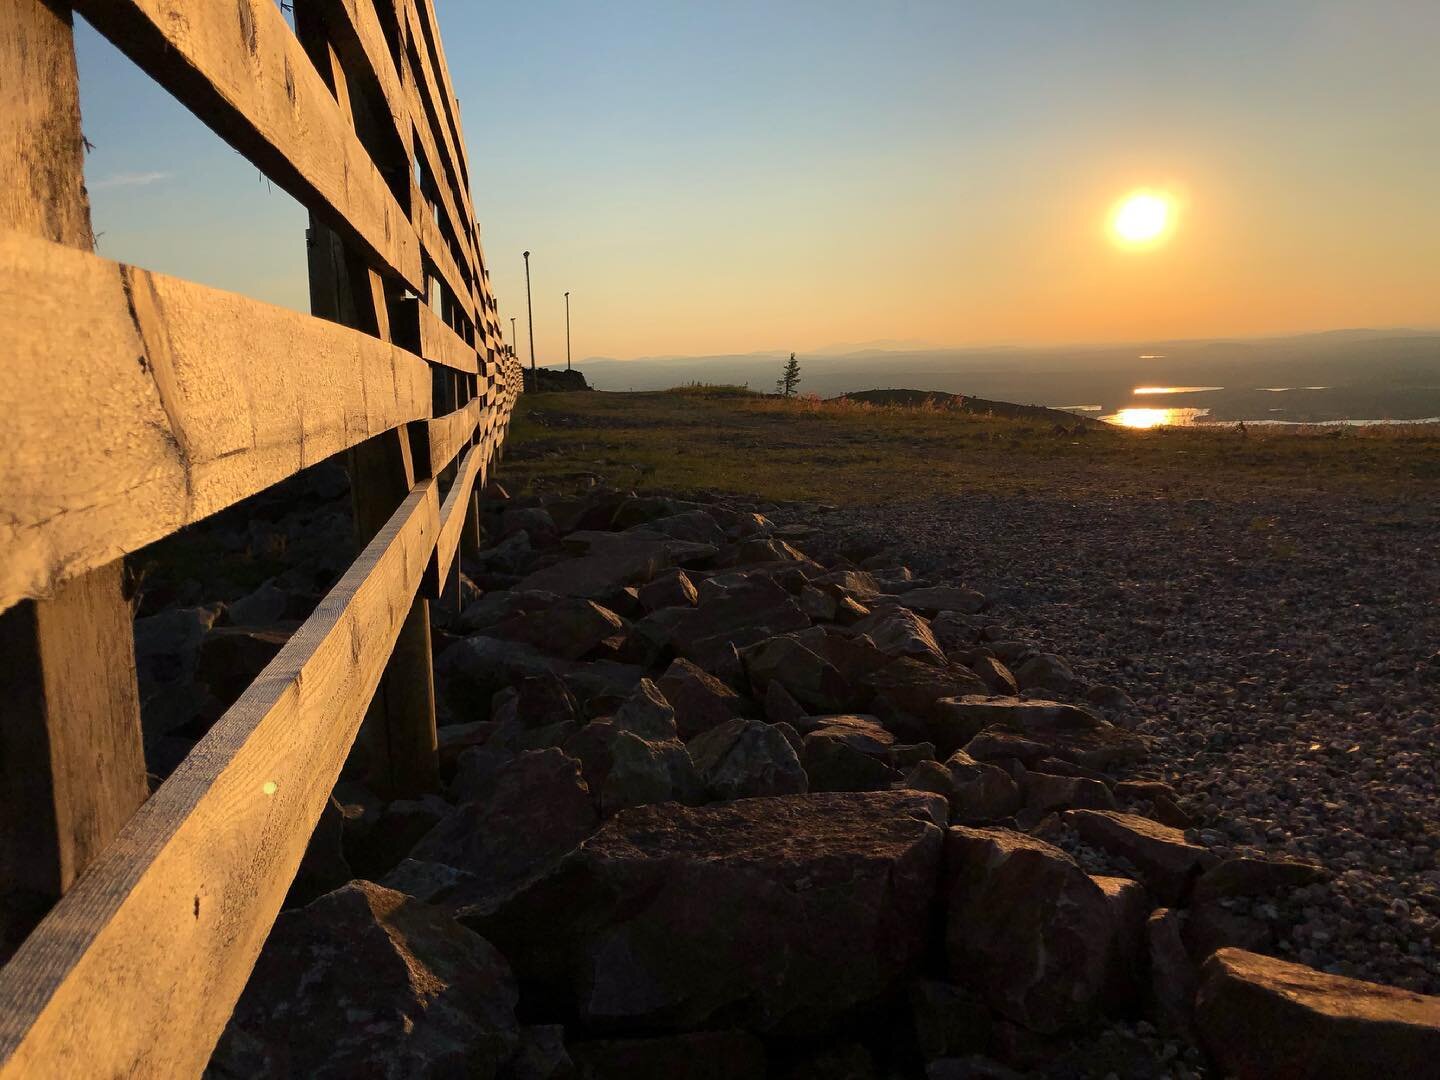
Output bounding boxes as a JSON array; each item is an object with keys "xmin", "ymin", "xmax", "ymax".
[
  {"xmin": 564, "ymin": 291, "xmax": 571, "ymax": 372},
  {"xmin": 522, "ymin": 250, "xmax": 536, "ymax": 378}
]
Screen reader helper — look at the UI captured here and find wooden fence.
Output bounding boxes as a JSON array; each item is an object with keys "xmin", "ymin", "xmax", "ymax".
[{"xmin": 0, "ymin": 1, "xmax": 522, "ymax": 1074}]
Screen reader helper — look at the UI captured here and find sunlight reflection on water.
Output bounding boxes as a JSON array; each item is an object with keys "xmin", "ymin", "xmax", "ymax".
[{"xmin": 1102, "ymin": 407, "xmax": 1211, "ymax": 428}]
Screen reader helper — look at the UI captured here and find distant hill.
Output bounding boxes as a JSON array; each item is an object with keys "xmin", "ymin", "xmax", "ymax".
[{"xmin": 842, "ymin": 388, "xmax": 1105, "ymax": 426}]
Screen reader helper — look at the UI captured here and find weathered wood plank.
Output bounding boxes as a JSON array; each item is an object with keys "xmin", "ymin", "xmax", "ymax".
[
  {"xmin": 0, "ymin": 480, "xmax": 441, "ymax": 1079},
  {"xmin": 414, "ymin": 397, "xmax": 480, "ymax": 479},
  {"xmin": 393, "ymin": 296, "xmax": 478, "ymax": 373},
  {"xmin": 400, "ymin": 0, "xmax": 474, "ymax": 234},
  {"xmin": 410, "ymin": 0, "xmax": 473, "ymax": 194},
  {"xmin": 0, "ymin": 230, "xmax": 432, "ymax": 612},
  {"xmin": 0, "ymin": 3, "xmax": 149, "ymax": 954},
  {"xmin": 72, "ymin": 0, "xmax": 423, "ymax": 292},
  {"xmin": 422, "ymin": 442, "xmax": 483, "ymax": 598},
  {"xmin": 330, "ymin": 0, "xmax": 478, "ymax": 282},
  {"xmin": 411, "ymin": 175, "xmax": 476, "ymax": 321}
]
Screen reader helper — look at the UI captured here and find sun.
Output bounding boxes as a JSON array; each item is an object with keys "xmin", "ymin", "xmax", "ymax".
[{"xmin": 1110, "ymin": 190, "xmax": 1173, "ymax": 248}]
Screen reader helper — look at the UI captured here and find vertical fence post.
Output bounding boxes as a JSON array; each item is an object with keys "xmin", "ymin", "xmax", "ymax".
[
  {"xmin": 299, "ymin": 17, "xmax": 439, "ymax": 797},
  {"xmin": 0, "ymin": 0, "xmax": 148, "ymax": 955}
]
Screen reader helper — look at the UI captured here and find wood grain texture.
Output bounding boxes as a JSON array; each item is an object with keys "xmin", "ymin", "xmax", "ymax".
[
  {"xmin": 0, "ymin": 230, "xmax": 432, "ymax": 611},
  {"xmin": 72, "ymin": 0, "xmax": 423, "ymax": 292},
  {"xmin": 400, "ymin": 0, "xmax": 472, "ymax": 233},
  {"xmin": 417, "ymin": 397, "xmax": 480, "ymax": 479},
  {"xmin": 423, "ymin": 441, "xmax": 483, "ymax": 598},
  {"xmin": 0, "ymin": 480, "xmax": 441, "ymax": 1079},
  {"xmin": 0, "ymin": 561, "xmax": 149, "ymax": 901},
  {"xmin": 0, "ymin": 3, "xmax": 148, "ymax": 952},
  {"xmin": 410, "ymin": 0, "xmax": 472, "ymax": 195},
  {"xmin": 393, "ymin": 296, "xmax": 478, "ymax": 373},
  {"xmin": 0, "ymin": 2, "xmax": 92, "ymax": 247}
]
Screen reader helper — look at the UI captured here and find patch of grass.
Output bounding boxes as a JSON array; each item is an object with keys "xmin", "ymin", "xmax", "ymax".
[
  {"xmin": 661, "ymin": 382, "xmax": 760, "ymax": 398},
  {"xmin": 502, "ymin": 391, "xmax": 1440, "ymax": 505}
]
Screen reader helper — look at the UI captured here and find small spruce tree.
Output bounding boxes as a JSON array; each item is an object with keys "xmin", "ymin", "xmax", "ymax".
[{"xmin": 776, "ymin": 352, "xmax": 801, "ymax": 397}]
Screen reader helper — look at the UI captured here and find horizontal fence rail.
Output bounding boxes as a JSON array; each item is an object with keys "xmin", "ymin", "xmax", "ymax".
[{"xmin": 0, "ymin": 0, "xmax": 523, "ymax": 1075}]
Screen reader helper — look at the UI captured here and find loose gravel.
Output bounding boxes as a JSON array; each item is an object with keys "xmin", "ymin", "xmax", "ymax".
[{"xmin": 828, "ymin": 490, "xmax": 1439, "ymax": 994}]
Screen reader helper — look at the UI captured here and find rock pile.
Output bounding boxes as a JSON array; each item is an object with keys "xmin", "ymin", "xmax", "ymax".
[{"xmin": 207, "ymin": 486, "xmax": 1440, "ymax": 1078}]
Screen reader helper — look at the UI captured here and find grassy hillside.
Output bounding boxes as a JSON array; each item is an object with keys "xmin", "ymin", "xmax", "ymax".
[{"xmin": 502, "ymin": 388, "xmax": 1440, "ymax": 504}]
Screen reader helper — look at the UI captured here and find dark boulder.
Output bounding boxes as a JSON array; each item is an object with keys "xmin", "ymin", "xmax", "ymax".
[
  {"xmin": 210, "ymin": 882, "xmax": 518, "ymax": 1078},
  {"xmin": 463, "ymin": 791, "xmax": 946, "ymax": 1035},
  {"xmin": 1195, "ymin": 947, "xmax": 1440, "ymax": 1078},
  {"xmin": 943, "ymin": 827, "xmax": 1114, "ymax": 1033}
]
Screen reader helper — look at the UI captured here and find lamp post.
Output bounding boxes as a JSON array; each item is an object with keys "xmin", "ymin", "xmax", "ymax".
[
  {"xmin": 564, "ymin": 291, "xmax": 571, "ymax": 372},
  {"xmin": 522, "ymin": 250, "xmax": 536, "ymax": 377}
]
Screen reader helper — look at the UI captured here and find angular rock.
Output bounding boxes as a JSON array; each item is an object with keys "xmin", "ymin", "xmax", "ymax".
[
  {"xmin": 866, "ymin": 659, "xmax": 987, "ymax": 731},
  {"xmin": 458, "ymin": 589, "xmax": 559, "ymax": 634},
  {"xmin": 210, "ymin": 882, "xmax": 519, "ymax": 1078},
  {"xmin": 566, "ymin": 529, "xmax": 718, "ymax": 569},
  {"xmin": 345, "ymin": 794, "xmax": 450, "ymax": 879},
  {"xmin": 197, "ymin": 625, "xmax": 290, "ymax": 703},
  {"xmin": 503, "ymin": 506, "xmax": 559, "ymax": 543},
  {"xmin": 894, "ymin": 586, "xmax": 987, "ymax": 616},
  {"xmin": 472, "ymin": 529, "xmax": 533, "ymax": 575},
  {"xmin": 515, "ymin": 544, "xmax": 665, "ymax": 600},
  {"xmin": 411, "ymin": 749, "xmax": 598, "ymax": 910},
  {"xmin": 464, "ymin": 791, "xmax": 946, "ymax": 1034},
  {"xmin": 803, "ymin": 723, "xmax": 899, "ymax": 792},
  {"xmin": 612, "ymin": 678, "xmax": 677, "ymax": 740},
  {"xmin": 965, "ymin": 723, "xmax": 1149, "ymax": 772},
  {"xmin": 1147, "ymin": 908, "xmax": 1198, "ymax": 1040},
  {"xmin": 1094, "ymin": 875, "xmax": 1150, "ymax": 1012},
  {"xmin": 638, "ymin": 586, "xmax": 809, "ymax": 663},
  {"xmin": 849, "ymin": 606, "xmax": 946, "ymax": 666},
  {"xmin": 496, "ymin": 598, "xmax": 627, "ymax": 660},
  {"xmin": 966, "ymin": 655, "xmax": 1019, "ymax": 696},
  {"xmin": 1021, "ymin": 771, "xmax": 1117, "ymax": 815},
  {"xmin": 1193, "ymin": 856, "xmax": 1327, "ymax": 903},
  {"xmin": 811, "ymin": 569, "xmax": 885, "ymax": 602},
  {"xmin": 799, "ymin": 585, "xmax": 838, "ymax": 621},
  {"xmin": 641, "ymin": 510, "xmax": 726, "ymax": 546},
  {"xmin": 435, "ymin": 636, "xmax": 566, "ymax": 719},
  {"xmin": 1013, "ymin": 653, "xmax": 1075, "ymax": 693},
  {"xmin": 637, "ymin": 567, "xmax": 698, "ymax": 612},
  {"xmin": 941, "ymin": 696, "xmax": 1103, "ymax": 735},
  {"xmin": 380, "ymin": 858, "xmax": 479, "ymax": 906},
  {"xmin": 741, "ymin": 634, "xmax": 850, "ymax": 713},
  {"xmin": 688, "ymin": 718, "xmax": 807, "ymax": 800},
  {"xmin": 563, "ymin": 720, "xmax": 702, "ymax": 816},
  {"xmin": 905, "ymin": 751, "xmax": 1020, "ymax": 823},
  {"xmin": 764, "ymin": 678, "xmax": 807, "ymax": 725},
  {"xmin": 943, "ymin": 827, "xmax": 1113, "ymax": 1033},
  {"xmin": 1196, "ymin": 948, "xmax": 1440, "ymax": 1078},
  {"xmin": 656, "ymin": 657, "xmax": 749, "ymax": 740},
  {"xmin": 1064, "ymin": 810, "xmax": 1214, "ymax": 904}
]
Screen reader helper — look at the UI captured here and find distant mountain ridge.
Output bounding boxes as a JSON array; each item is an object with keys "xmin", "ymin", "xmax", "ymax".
[
  {"xmin": 574, "ymin": 327, "xmax": 1440, "ymax": 422},
  {"xmin": 842, "ymin": 388, "xmax": 1105, "ymax": 426}
]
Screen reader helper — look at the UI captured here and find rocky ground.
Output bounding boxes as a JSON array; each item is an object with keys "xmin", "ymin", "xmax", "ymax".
[
  {"xmin": 824, "ymin": 491, "xmax": 1440, "ymax": 998},
  {"xmin": 132, "ymin": 476, "xmax": 1439, "ymax": 1078}
]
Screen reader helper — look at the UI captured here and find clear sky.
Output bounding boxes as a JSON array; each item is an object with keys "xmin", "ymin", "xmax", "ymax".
[{"xmin": 74, "ymin": 1, "xmax": 1439, "ymax": 363}]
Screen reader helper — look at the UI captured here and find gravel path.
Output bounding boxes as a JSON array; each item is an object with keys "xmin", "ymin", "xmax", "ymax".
[{"xmin": 842, "ymin": 491, "xmax": 1439, "ymax": 994}]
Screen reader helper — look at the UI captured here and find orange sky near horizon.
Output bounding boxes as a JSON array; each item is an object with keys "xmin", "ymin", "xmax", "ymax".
[{"xmin": 75, "ymin": 2, "xmax": 1440, "ymax": 361}]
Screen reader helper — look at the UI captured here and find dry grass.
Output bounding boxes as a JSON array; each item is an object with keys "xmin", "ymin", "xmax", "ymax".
[{"xmin": 503, "ymin": 390, "xmax": 1440, "ymax": 505}]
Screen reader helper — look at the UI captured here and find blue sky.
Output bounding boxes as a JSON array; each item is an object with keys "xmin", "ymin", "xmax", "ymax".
[{"xmin": 75, "ymin": 1, "xmax": 1440, "ymax": 362}]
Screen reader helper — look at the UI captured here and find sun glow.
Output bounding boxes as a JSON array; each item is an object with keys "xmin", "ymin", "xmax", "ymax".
[{"xmin": 1110, "ymin": 190, "xmax": 1174, "ymax": 248}]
